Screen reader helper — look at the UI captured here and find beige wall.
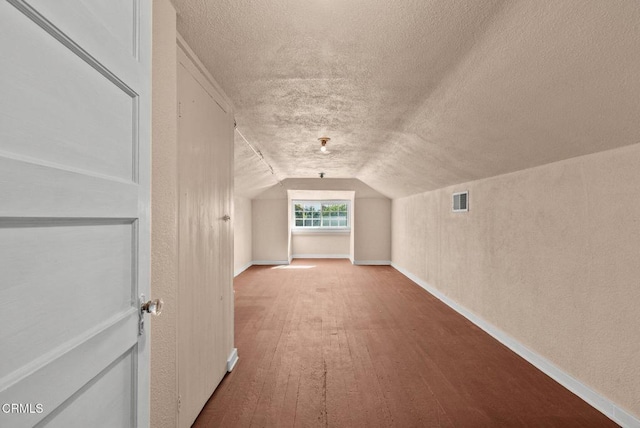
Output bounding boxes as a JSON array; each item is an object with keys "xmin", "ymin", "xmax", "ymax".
[
  {"xmin": 354, "ymin": 198, "xmax": 391, "ymax": 263},
  {"xmin": 391, "ymin": 143, "xmax": 640, "ymax": 419},
  {"xmin": 151, "ymin": 0, "xmax": 178, "ymax": 426},
  {"xmin": 252, "ymin": 179, "xmax": 389, "ymax": 264},
  {"xmin": 291, "ymin": 232, "xmax": 350, "ymax": 257},
  {"xmin": 253, "ymin": 187, "xmax": 391, "ymax": 264},
  {"xmin": 252, "ymin": 198, "xmax": 289, "ymax": 263},
  {"xmin": 234, "ymin": 196, "xmax": 252, "ymax": 275}
]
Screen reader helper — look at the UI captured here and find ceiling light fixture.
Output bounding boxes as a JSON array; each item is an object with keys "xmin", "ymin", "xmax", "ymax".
[{"xmin": 318, "ymin": 137, "xmax": 330, "ymax": 153}]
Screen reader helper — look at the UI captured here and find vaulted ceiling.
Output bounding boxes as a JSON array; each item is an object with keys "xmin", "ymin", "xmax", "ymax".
[{"xmin": 172, "ymin": 0, "xmax": 640, "ymax": 199}]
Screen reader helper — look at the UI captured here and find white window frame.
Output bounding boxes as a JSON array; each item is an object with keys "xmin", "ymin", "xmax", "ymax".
[{"xmin": 292, "ymin": 199, "xmax": 351, "ymax": 233}]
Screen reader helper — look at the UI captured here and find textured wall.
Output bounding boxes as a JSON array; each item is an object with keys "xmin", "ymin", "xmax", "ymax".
[
  {"xmin": 391, "ymin": 143, "xmax": 640, "ymax": 419},
  {"xmin": 291, "ymin": 233, "xmax": 350, "ymax": 257},
  {"xmin": 234, "ymin": 196, "xmax": 253, "ymax": 275},
  {"xmin": 252, "ymin": 187, "xmax": 391, "ymax": 264},
  {"xmin": 150, "ymin": 0, "xmax": 178, "ymax": 426},
  {"xmin": 252, "ymin": 198, "xmax": 289, "ymax": 262},
  {"xmin": 354, "ymin": 198, "xmax": 392, "ymax": 263}
]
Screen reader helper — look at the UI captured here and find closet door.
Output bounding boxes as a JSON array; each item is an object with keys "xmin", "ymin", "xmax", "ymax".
[{"xmin": 177, "ymin": 43, "xmax": 234, "ymax": 428}]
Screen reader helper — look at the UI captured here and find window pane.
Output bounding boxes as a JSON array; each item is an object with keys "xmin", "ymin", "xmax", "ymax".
[{"xmin": 293, "ymin": 200, "xmax": 349, "ymax": 229}]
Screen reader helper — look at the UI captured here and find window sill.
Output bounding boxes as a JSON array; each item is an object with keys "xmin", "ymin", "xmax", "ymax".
[{"xmin": 291, "ymin": 228, "xmax": 351, "ymax": 235}]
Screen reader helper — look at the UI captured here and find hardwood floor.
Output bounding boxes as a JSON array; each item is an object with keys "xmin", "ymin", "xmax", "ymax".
[{"xmin": 193, "ymin": 259, "xmax": 617, "ymax": 427}]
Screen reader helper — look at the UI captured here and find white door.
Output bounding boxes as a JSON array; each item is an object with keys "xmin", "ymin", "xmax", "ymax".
[
  {"xmin": 0, "ymin": 1, "xmax": 151, "ymax": 427},
  {"xmin": 177, "ymin": 44, "xmax": 235, "ymax": 428}
]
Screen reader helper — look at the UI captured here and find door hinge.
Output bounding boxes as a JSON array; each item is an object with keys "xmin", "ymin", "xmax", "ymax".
[{"xmin": 177, "ymin": 395, "xmax": 182, "ymax": 413}]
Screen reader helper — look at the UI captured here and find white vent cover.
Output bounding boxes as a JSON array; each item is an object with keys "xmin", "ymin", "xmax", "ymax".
[{"xmin": 452, "ymin": 191, "xmax": 468, "ymax": 212}]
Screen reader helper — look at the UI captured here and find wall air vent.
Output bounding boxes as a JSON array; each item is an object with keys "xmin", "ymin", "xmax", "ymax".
[{"xmin": 452, "ymin": 191, "xmax": 468, "ymax": 212}]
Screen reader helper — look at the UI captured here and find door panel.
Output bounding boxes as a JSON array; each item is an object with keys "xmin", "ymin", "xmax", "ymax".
[
  {"xmin": 0, "ymin": 220, "xmax": 135, "ymax": 379},
  {"xmin": 25, "ymin": 0, "xmax": 137, "ymax": 59},
  {"xmin": 37, "ymin": 349, "xmax": 136, "ymax": 428},
  {"xmin": 0, "ymin": 1, "xmax": 138, "ymax": 181},
  {"xmin": 0, "ymin": 1, "xmax": 150, "ymax": 427},
  {"xmin": 4, "ymin": 317, "xmax": 138, "ymax": 428}
]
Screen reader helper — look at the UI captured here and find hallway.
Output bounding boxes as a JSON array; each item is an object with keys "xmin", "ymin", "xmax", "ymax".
[{"xmin": 193, "ymin": 260, "xmax": 615, "ymax": 427}]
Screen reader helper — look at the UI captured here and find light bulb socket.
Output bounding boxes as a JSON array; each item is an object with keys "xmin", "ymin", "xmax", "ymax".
[{"xmin": 318, "ymin": 137, "xmax": 330, "ymax": 153}]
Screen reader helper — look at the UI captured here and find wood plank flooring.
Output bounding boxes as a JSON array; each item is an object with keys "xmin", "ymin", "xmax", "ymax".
[{"xmin": 193, "ymin": 259, "xmax": 618, "ymax": 427}]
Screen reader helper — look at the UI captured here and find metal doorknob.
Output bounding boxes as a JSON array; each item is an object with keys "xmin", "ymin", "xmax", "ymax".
[
  {"xmin": 141, "ymin": 298, "xmax": 163, "ymax": 316},
  {"xmin": 222, "ymin": 215, "xmax": 231, "ymax": 221}
]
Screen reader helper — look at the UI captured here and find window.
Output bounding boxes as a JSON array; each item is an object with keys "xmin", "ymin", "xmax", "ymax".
[{"xmin": 293, "ymin": 200, "xmax": 350, "ymax": 229}]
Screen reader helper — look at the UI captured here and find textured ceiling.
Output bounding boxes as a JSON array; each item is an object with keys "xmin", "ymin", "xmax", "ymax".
[
  {"xmin": 172, "ymin": 0, "xmax": 640, "ymax": 199},
  {"xmin": 254, "ymin": 178, "xmax": 388, "ymax": 200}
]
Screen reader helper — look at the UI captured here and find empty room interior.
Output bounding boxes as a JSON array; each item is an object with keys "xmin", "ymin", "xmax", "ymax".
[
  {"xmin": 151, "ymin": 0, "xmax": 639, "ymax": 426},
  {"xmin": 1, "ymin": 0, "xmax": 639, "ymax": 427}
]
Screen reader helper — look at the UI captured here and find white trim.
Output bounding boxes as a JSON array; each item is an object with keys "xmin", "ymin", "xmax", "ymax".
[
  {"xmin": 226, "ymin": 348, "xmax": 238, "ymax": 372},
  {"xmin": 176, "ymin": 33, "xmax": 234, "ymax": 113},
  {"xmin": 292, "ymin": 254, "xmax": 350, "ymax": 259},
  {"xmin": 615, "ymin": 408, "xmax": 640, "ymax": 428},
  {"xmin": 353, "ymin": 260, "xmax": 391, "ymax": 265},
  {"xmin": 252, "ymin": 260, "xmax": 289, "ymax": 266},
  {"xmin": 234, "ymin": 262, "xmax": 253, "ymax": 277},
  {"xmin": 291, "ymin": 228, "xmax": 350, "ymax": 235},
  {"xmin": 391, "ymin": 263, "xmax": 640, "ymax": 428}
]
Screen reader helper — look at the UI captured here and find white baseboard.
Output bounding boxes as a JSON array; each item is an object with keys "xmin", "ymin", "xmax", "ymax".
[
  {"xmin": 292, "ymin": 254, "xmax": 350, "ymax": 259},
  {"xmin": 226, "ymin": 348, "xmax": 238, "ymax": 372},
  {"xmin": 252, "ymin": 260, "xmax": 289, "ymax": 266},
  {"xmin": 391, "ymin": 263, "xmax": 640, "ymax": 428},
  {"xmin": 353, "ymin": 260, "xmax": 391, "ymax": 265},
  {"xmin": 234, "ymin": 262, "xmax": 253, "ymax": 277}
]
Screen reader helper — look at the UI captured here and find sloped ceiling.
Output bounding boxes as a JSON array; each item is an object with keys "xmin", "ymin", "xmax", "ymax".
[
  {"xmin": 172, "ymin": 0, "xmax": 640, "ymax": 199},
  {"xmin": 254, "ymin": 178, "xmax": 388, "ymax": 200}
]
